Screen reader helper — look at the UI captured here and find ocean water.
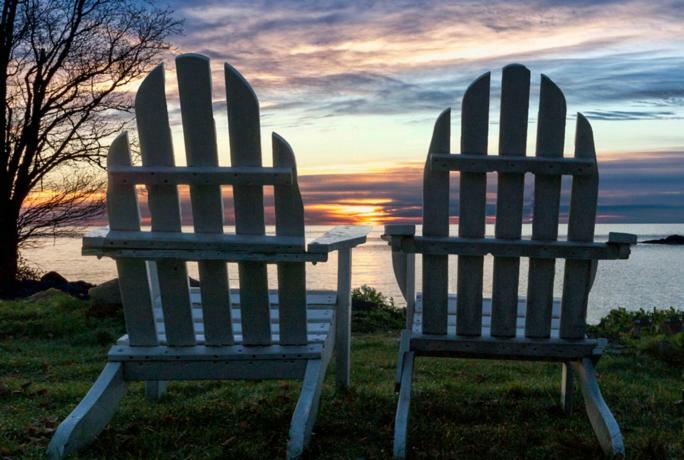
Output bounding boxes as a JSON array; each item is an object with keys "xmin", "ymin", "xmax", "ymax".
[{"xmin": 21, "ymin": 224, "xmax": 684, "ymax": 324}]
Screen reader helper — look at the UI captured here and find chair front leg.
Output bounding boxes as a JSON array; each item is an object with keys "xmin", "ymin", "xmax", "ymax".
[{"xmin": 335, "ymin": 248, "xmax": 352, "ymax": 389}]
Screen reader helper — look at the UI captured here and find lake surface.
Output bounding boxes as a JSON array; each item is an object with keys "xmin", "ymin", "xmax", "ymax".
[{"xmin": 22, "ymin": 224, "xmax": 684, "ymax": 324}]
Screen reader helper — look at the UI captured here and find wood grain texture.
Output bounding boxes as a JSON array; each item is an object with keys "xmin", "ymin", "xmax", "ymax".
[
  {"xmin": 457, "ymin": 72, "xmax": 490, "ymax": 336},
  {"xmin": 225, "ymin": 63, "xmax": 271, "ymax": 346},
  {"xmin": 491, "ymin": 64, "xmax": 530, "ymax": 338},
  {"xmin": 177, "ymin": 53, "xmax": 233, "ymax": 346},
  {"xmin": 526, "ymin": 75, "xmax": 567, "ymax": 338},
  {"xmin": 106, "ymin": 133, "xmax": 158, "ymax": 346},
  {"xmin": 421, "ymin": 109, "xmax": 451, "ymax": 335},
  {"xmin": 273, "ymin": 133, "xmax": 308, "ymax": 345},
  {"xmin": 560, "ymin": 114, "xmax": 599, "ymax": 339},
  {"xmin": 135, "ymin": 65, "xmax": 195, "ymax": 346}
]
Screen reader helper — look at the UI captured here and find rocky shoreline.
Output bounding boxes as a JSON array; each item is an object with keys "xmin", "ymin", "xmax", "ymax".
[{"xmin": 641, "ymin": 234, "xmax": 684, "ymax": 245}]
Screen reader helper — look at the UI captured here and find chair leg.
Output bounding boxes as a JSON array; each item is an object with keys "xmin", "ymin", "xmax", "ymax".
[
  {"xmin": 561, "ymin": 362, "xmax": 574, "ymax": 415},
  {"xmin": 571, "ymin": 358, "xmax": 625, "ymax": 458},
  {"xmin": 145, "ymin": 380, "xmax": 168, "ymax": 400},
  {"xmin": 393, "ymin": 351, "xmax": 415, "ymax": 459},
  {"xmin": 287, "ymin": 359, "xmax": 327, "ymax": 459},
  {"xmin": 47, "ymin": 362, "xmax": 127, "ymax": 460},
  {"xmin": 395, "ymin": 329, "xmax": 410, "ymax": 392},
  {"xmin": 335, "ymin": 247, "xmax": 352, "ymax": 390}
]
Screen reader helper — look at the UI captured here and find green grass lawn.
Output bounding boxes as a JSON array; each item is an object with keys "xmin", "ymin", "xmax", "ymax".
[{"xmin": 0, "ymin": 292, "xmax": 682, "ymax": 459}]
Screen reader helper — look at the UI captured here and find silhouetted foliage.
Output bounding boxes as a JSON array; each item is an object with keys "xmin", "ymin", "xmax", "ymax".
[{"xmin": 0, "ymin": 0, "xmax": 181, "ymax": 295}]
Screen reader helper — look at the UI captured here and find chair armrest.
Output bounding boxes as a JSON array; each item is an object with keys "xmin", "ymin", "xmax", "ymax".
[
  {"xmin": 382, "ymin": 224, "xmax": 416, "ymax": 252},
  {"xmin": 607, "ymin": 232, "xmax": 637, "ymax": 259},
  {"xmin": 307, "ymin": 225, "xmax": 372, "ymax": 253}
]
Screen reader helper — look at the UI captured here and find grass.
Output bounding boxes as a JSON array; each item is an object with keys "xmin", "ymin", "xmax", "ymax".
[{"xmin": 0, "ymin": 291, "xmax": 682, "ymax": 459}]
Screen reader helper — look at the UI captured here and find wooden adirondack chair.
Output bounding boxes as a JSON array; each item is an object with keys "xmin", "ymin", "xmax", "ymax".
[
  {"xmin": 47, "ymin": 53, "xmax": 370, "ymax": 459},
  {"xmin": 383, "ymin": 64, "xmax": 637, "ymax": 459}
]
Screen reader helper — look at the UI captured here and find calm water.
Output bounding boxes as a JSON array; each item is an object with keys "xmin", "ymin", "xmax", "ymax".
[{"xmin": 22, "ymin": 224, "xmax": 684, "ymax": 324}]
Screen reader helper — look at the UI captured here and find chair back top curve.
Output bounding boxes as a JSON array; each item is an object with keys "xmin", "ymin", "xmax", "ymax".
[
  {"xmin": 104, "ymin": 54, "xmax": 308, "ymax": 348},
  {"xmin": 419, "ymin": 64, "xmax": 621, "ymax": 341}
]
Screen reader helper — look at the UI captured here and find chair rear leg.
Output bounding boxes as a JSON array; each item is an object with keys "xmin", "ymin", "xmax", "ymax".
[
  {"xmin": 288, "ymin": 359, "xmax": 328, "ymax": 459},
  {"xmin": 393, "ymin": 351, "xmax": 415, "ymax": 459},
  {"xmin": 561, "ymin": 362, "xmax": 574, "ymax": 415},
  {"xmin": 571, "ymin": 358, "xmax": 625, "ymax": 458},
  {"xmin": 145, "ymin": 380, "xmax": 168, "ymax": 400},
  {"xmin": 47, "ymin": 363, "xmax": 127, "ymax": 459}
]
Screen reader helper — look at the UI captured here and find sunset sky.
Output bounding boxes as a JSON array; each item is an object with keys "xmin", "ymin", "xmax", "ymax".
[{"xmin": 134, "ymin": 0, "xmax": 683, "ymax": 224}]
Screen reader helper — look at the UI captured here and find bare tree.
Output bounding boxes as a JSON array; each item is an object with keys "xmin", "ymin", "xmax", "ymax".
[{"xmin": 0, "ymin": 0, "xmax": 181, "ymax": 296}]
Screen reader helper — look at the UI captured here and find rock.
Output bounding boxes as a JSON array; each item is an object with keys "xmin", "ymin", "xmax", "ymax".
[
  {"xmin": 25, "ymin": 288, "xmax": 65, "ymax": 303},
  {"xmin": 641, "ymin": 234, "xmax": 684, "ymax": 245},
  {"xmin": 40, "ymin": 271, "xmax": 68, "ymax": 286},
  {"xmin": 89, "ymin": 278, "xmax": 121, "ymax": 306}
]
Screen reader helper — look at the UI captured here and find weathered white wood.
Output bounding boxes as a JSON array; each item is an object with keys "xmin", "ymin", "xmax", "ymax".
[
  {"xmin": 225, "ymin": 63, "xmax": 271, "ymax": 346},
  {"xmin": 335, "ymin": 248, "xmax": 352, "ymax": 389},
  {"xmin": 106, "ymin": 133, "xmax": 158, "ymax": 346},
  {"xmin": 308, "ymin": 225, "xmax": 371, "ymax": 252},
  {"xmin": 273, "ymin": 133, "xmax": 308, "ymax": 346},
  {"xmin": 430, "ymin": 154, "xmax": 595, "ymax": 175},
  {"xmin": 108, "ymin": 166, "xmax": 292, "ymax": 185},
  {"xmin": 491, "ymin": 64, "xmax": 530, "ymax": 338},
  {"xmin": 410, "ymin": 335, "xmax": 598, "ymax": 360},
  {"xmin": 394, "ymin": 329, "xmax": 411, "ymax": 391},
  {"xmin": 390, "ymin": 251, "xmax": 416, "ymax": 329},
  {"xmin": 125, "ymin": 359, "xmax": 308, "ymax": 381},
  {"xmin": 287, "ymin": 324, "xmax": 335, "ymax": 459},
  {"xmin": 415, "ymin": 294, "xmax": 561, "ymax": 318},
  {"xmin": 422, "ymin": 109, "xmax": 451, "ymax": 335},
  {"xmin": 571, "ymin": 359, "xmax": 625, "ymax": 457},
  {"xmin": 457, "ymin": 72, "xmax": 490, "ymax": 337},
  {"xmin": 560, "ymin": 114, "xmax": 599, "ymax": 339},
  {"xmin": 384, "ymin": 224, "xmax": 416, "ymax": 236},
  {"xmin": 394, "ymin": 236, "xmax": 631, "ymax": 259},
  {"xmin": 46, "ymin": 363, "xmax": 126, "ymax": 460},
  {"xmin": 393, "ymin": 351, "xmax": 414, "ymax": 459},
  {"xmin": 177, "ymin": 54, "xmax": 233, "ymax": 347},
  {"xmin": 144, "ymin": 381, "xmax": 167, "ymax": 400},
  {"xmin": 136, "ymin": 64, "xmax": 195, "ymax": 346},
  {"xmin": 86, "ymin": 248, "xmax": 327, "ymax": 263},
  {"xmin": 561, "ymin": 362, "xmax": 574, "ymax": 415},
  {"xmin": 526, "ymin": 75, "xmax": 567, "ymax": 338}
]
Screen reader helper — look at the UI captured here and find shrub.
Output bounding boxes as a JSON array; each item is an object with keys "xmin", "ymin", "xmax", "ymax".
[{"xmin": 351, "ymin": 285, "xmax": 404, "ymax": 333}]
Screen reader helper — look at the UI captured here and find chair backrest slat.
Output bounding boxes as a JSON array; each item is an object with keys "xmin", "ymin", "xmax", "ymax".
[
  {"xmin": 225, "ymin": 63, "xmax": 271, "ymax": 346},
  {"xmin": 456, "ymin": 73, "xmax": 490, "ymax": 336},
  {"xmin": 273, "ymin": 134, "xmax": 308, "ymax": 345},
  {"xmin": 560, "ymin": 114, "xmax": 599, "ymax": 339},
  {"xmin": 177, "ymin": 54, "xmax": 233, "ymax": 346},
  {"xmin": 525, "ymin": 76, "xmax": 566, "ymax": 338},
  {"xmin": 136, "ymin": 65, "xmax": 196, "ymax": 346},
  {"xmin": 421, "ymin": 109, "xmax": 451, "ymax": 335},
  {"xmin": 490, "ymin": 64, "xmax": 530, "ymax": 338},
  {"xmin": 106, "ymin": 133, "xmax": 158, "ymax": 346}
]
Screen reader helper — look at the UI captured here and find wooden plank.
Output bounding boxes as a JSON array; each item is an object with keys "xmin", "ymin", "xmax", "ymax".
[
  {"xmin": 135, "ymin": 64, "xmax": 195, "ymax": 346},
  {"xmin": 105, "ymin": 133, "xmax": 158, "ymax": 346},
  {"xmin": 335, "ymin": 248, "xmax": 352, "ymax": 389},
  {"xmin": 414, "ymin": 295, "xmax": 561, "ymax": 318},
  {"xmin": 393, "ymin": 351, "xmax": 415, "ymax": 459},
  {"xmin": 421, "ymin": 109, "xmax": 451, "ymax": 335},
  {"xmin": 457, "ymin": 71, "xmax": 490, "ymax": 336},
  {"xmin": 570, "ymin": 359, "xmax": 625, "ymax": 457},
  {"xmin": 526, "ymin": 75, "xmax": 567, "ymax": 338},
  {"xmin": 560, "ymin": 114, "xmax": 599, "ymax": 339},
  {"xmin": 84, "ymin": 248, "xmax": 327, "ymax": 263},
  {"xmin": 409, "ymin": 335, "xmax": 599, "ymax": 360},
  {"xmin": 400, "ymin": 236, "xmax": 628, "ymax": 259},
  {"xmin": 308, "ymin": 225, "xmax": 371, "ymax": 252},
  {"xmin": 288, "ymin": 322, "xmax": 336, "ymax": 458},
  {"xmin": 47, "ymin": 363, "xmax": 126, "ymax": 459},
  {"xmin": 273, "ymin": 133, "xmax": 307, "ymax": 345},
  {"xmin": 491, "ymin": 64, "xmax": 530, "ymax": 338},
  {"xmin": 109, "ymin": 343, "xmax": 324, "ymax": 361},
  {"xmin": 123, "ymin": 359, "xmax": 307, "ymax": 381},
  {"xmin": 561, "ymin": 362, "xmax": 574, "ymax": 415},
  {"xmin": 225, "ymin": 63, "xmax": 270, "ymax": 346},
  {"xmin": 176, "ymin": 53, "xmax": 233, "ymax": 346},
  {"xmin": 430, "ymin": 154, "xmax": 595, "ymax": 175},
  {"xmin": 108, "ymin": 166, "xmax": 292, "ymax": 185}
]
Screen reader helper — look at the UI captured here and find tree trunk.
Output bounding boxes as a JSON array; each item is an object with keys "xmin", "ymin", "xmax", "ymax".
[{"xmin": 0, "ymin": 207, "xmax": 19, "ymax": 297}]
